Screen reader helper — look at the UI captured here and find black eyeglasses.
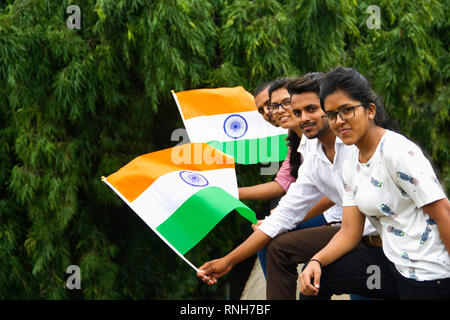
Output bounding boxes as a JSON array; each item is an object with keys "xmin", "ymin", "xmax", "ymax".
[
  {"xmin": 322, "ymin": 104, "xmax": 364, "ymax": 124},
  {"xmin": 269, "ymin": 99, "xmax": 291, "ymax": 112}
]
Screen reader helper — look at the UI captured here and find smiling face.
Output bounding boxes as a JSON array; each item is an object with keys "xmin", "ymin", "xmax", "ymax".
[
  {"xmin": 322, "ymin": 90, "xmax": 376, "ymax": 146},
  {"xmin": 254, "ymin": 87, "xmax": 278, "ymax": 127},
  {"xmin": 270, "ymin": 88, "xmax": 301, "ymax": 130},
  {"xmin": 290, "ymin": 91, "xmax": 329, "ymax": 139}
]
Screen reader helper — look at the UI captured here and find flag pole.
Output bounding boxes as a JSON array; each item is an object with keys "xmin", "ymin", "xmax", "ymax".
[{"xmin": 101, "ymin": 176, "xmax": 200, "ymax": 273}]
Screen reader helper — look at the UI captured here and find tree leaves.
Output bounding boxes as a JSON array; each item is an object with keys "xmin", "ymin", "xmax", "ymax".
[{"xmin": 0, "ymin": 0, "xmax": 448, "ymax": 299}]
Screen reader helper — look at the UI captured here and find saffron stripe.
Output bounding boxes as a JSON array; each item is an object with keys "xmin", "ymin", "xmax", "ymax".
[
  {"xmin": 175, "ymin": 87, "xmax": 256, "ymax": 120},
  {"xmin": 106, "ymin": 143, "xmax": 235, "ymax": 203}
]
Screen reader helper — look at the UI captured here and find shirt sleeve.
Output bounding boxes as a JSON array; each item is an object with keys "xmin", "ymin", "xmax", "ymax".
[
  {"xmin": 274, "ymin": 149, "xmax": 297, "ymax": 192},
  {"xmin": 259, "ymin": 155, "xmax": 323, "ymax": 238},
  {"xmin": 389, "ymin": 142, "xmax": 446, "ymax": 209}
]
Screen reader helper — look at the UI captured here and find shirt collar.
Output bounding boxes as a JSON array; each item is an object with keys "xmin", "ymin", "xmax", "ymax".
[
  {"xmin": 298, "ymin": 134, "xmax": 346, "ymax": 164},
  {"xmin": 299, "ymin": 133, "xmax": 308, "ymax": 147},
  {"xmin": 298, "ymin": 134, "xmax": 343, "ymax": 151},
  {"xmin": 298, "ymin": 134, "xmax": 319, "ymax": 155}
]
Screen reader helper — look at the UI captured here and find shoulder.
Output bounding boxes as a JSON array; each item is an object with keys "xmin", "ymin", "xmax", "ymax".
[
  {"xmin": 381, "ymin": 130, "xmax": 424, "ymax": 167},
  {"xmin": 382, "ymin": 130, "xmax": 423, "ymax": 152}
]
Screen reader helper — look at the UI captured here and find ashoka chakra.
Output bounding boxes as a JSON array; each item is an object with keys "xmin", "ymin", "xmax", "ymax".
[
  {"xmin": 223, "ymin": 114, "xmax": 248, "ymax": 139},
  {"xmin": 179, "ymin": 171, "xmax": 209, "ymax": 187}
]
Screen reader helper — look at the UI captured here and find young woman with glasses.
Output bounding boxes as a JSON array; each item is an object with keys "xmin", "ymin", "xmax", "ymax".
[
  {"xmin": 238, "ymin": 80, "xmax": 300, "ymax": 204},
  {"xmin": 299, "ymin": 67, "xmax": 450, "ymax": 300}
]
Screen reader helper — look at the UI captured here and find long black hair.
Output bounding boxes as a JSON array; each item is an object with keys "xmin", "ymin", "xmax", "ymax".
[
  {"xmin": 319, "ymin": 67, "xmax": 401, "ymax": 133},
  {"xmin": 319, "ymin": 67, "xmax": 442, "ymax": 179},
  {"xmin": 286, "ymin": 129, "xmax": 301, "ymax": 179}
]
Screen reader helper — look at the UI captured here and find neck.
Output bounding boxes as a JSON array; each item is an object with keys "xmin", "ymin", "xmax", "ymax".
[
  {"xmin": 356, "ymin": 126, "xmax": 386, "ymax": 163},
  {"xmin": 318, "ymin": 128, "xmax": 336, "ymax": 153}
]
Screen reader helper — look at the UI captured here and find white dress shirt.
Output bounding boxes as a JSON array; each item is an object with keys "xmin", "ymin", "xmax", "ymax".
[{"xmin": 259, "ymin": 134, "xmax": 377, "ymax": 238}]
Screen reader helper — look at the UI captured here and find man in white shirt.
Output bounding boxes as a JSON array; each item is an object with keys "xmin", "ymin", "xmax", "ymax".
[{"xmin": 197, "ymin": 74, "xmax": 378, "ymax": 299}]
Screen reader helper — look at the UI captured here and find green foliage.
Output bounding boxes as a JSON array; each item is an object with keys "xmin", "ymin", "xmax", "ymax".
[{"xmin": 0, "ymin": 0, "xmax": 448, "ymax": 299}]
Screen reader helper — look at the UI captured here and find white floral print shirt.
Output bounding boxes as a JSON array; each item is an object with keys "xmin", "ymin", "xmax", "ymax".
[{"xmin": 343, "ymin": 130, "xmax": 449, "ymax": 281}]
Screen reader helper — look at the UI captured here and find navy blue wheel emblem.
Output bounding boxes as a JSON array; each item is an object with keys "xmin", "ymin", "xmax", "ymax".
[
  {"xmin": 223, "ymin": 114, "xmax": 248, "ymax": 139},
  {"xmin": 179, "ymin": 171, "xmax": 209, "ymax": 187}
]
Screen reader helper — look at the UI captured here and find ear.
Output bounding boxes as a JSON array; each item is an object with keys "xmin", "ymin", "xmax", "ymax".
[{"xmin": 368, "ymin": 103, "xmax": 376, "ymax": 119}]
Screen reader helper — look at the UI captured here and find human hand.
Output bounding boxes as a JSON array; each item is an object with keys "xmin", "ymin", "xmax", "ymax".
[
  {"xmin": 251, "ymin": 219, "xmax": 264, "ymax": 231},
  {"xmin": 197, "ymin": 257, "xmax": 232, "ymax": 285},
  {"xmin": 299, "ymin": 259, "xmax": 322, "ymax": 296}
]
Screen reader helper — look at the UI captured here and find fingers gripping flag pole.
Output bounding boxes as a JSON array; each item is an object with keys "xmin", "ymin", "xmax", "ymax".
[
  {"xmin": 102, "ymin": 143, "xmax": 257, "ymax": 272},
  {"xmin": 172, "ymin": 87, "xmax": 289, "ymax": 165}
]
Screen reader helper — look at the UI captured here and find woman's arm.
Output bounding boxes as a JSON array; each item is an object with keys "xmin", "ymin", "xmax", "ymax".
[
  {"xmin": 238, "ymin": 181, "xmax": 285, "ymax": 201},
  {"xmin": 422, "ymin": 198, "xmax": 450, "ymax": 254},
  {"xmin": 299, "ymin": 206, "xmax": 366, "ymax": 295}
]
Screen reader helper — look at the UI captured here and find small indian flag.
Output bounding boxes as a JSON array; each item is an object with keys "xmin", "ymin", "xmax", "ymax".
[
  {"xmin": 172, "ymin": 87, "xmax": 289, "ymax": 165},
  {"xmin": 102, "ymin": 143, "xmax": 257, "ymax": 272}
]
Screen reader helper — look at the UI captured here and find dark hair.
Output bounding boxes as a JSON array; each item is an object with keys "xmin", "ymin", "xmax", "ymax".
[
  {"xmin": 268, "ymin": 78, "xmax": 295, "ymax": 100},
  {"xmin": 319, "ymin": 67, "xmax": 443, "ymax": 179},
  {"xmin": 286, "ymin": 129, "xmax": 301, "ymax": 179},
  {"xmin": 283, "ymin": 73, "xmax": 325, "ymax": 178},
  {"xmin": 255, "ymin": 78, "xmax": 302, "ymax": 177},
  {"xmin": 319, "ymin": 67, "xmax": 401, "ymax": 132},
  {"xmin": 253, "ymin": 81, "xmax": 273, "ymax": 97},
  {"xmin": 287, "ymin": 72, "xmax": 325, "ymax": 97}
]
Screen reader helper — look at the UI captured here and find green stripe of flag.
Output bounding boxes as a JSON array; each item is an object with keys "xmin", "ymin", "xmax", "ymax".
[
  {"xmin": 207, "ymin": 134, "xmax": 288, "ymax": 165},
  {"xmin": 156, "ymin": 186, "xmax": 257, "ymax": 255}
]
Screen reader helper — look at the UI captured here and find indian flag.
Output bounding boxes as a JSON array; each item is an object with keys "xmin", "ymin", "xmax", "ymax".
[
  {"xmin": 102, "ymin": 143, "xmax": 257, "ymax": 271},
  {"xmin": 172, "ymin": 87, "xmax": 289, "ymax": 165}
]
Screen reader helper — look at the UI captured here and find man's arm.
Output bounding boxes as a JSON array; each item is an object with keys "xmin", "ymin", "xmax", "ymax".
[
  {"xmin": 258, "ymin": 155, "xmax": 323, "ymax": 237},
  {"xmin": 252, "ymin": 196, "xmax": 335, "ymax": 232},
  {"xmin": 198, "ymin": 156, "xmax": 323, "ymax": 285},
  {"xmin": 197, "ymin": 229, "xmax": 270, "ymax": 284}
]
